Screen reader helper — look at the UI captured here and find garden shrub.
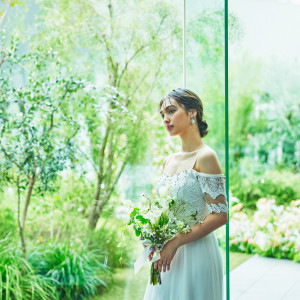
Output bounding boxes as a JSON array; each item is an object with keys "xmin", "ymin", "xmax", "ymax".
[
  {"xmin": 54, "ymin": 172, "xmax": 96, "ymax": 217},
  {"xmin": 0, "ymin": 208, "xmax": 17, "ymax": 238},
  {"xmin": 259, "ymin": 170, "xmax": 300, "ymax": 206},
  {"xmin": 230, "ymin": 169, "xmax": 300, "ymax": 209},
  {"xmin": 87, "ymin": 218, "xmax": 137, "ymax": 269},
  {"xmin": 0, "ymin": 236, "xmax": 56, "ymax": 300},
  {"xmin": 218, "ymin": 197, "xmax": 300, "ymax": 262},
  {"xmin": 27, "ymin": 241, "xmax": 109, "ymax": 300}
]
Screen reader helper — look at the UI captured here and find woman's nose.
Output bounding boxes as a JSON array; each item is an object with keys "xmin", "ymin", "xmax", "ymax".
[{"xmin": 163, "ymin": 115, "xmax": 170, "ymax": 123}]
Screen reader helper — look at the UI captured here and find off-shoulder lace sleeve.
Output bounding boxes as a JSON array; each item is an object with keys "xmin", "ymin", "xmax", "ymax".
[{"xmin": 196, "ymin": 174, "xmax": 228, "ymax": 214}]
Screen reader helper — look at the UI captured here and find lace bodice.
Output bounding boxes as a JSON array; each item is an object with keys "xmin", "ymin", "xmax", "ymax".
[{"xmin": 156, "ymin": 168, "xmax": 228, "ymax": 226}]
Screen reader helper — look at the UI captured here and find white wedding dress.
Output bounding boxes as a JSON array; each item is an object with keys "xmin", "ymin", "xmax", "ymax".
[{"xmin": 143, "ymin": 153, "xmax": 228, "ymax": 300}]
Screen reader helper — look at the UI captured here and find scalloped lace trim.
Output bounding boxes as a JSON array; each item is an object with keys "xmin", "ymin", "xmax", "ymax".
[
  {"xmin": 207, "ymin": 203, "xmax": 228, "ymax": 213},
  {"xmin": 196, "ymin": 175, "xmax": 226, "ymax": 200}
]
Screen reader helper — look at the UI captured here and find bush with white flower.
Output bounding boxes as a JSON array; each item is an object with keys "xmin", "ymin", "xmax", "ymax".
[{"xmin": 218, "ymin": 194, "xmax": 300, "ymax": 262}]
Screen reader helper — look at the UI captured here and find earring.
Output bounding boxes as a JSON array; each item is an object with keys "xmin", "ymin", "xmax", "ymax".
[{"xmin": 191, "ymin": 117, "xmax": 195, "ymax": 124}]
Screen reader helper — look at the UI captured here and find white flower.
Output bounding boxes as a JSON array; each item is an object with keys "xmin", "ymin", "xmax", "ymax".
[
  {"xmin": 159, "ymin": 198, "xmax": 169, "ymax": 211},
  {"xmin": 255, "ymin": 231, "xmax": 269, "ymax": 250},
  {"xmin": 121, "ymin": 200, "xmax": 133, "ymax": 208},
  {"xmin": 271, "ymin": 204, "xmax": 284, "ymax": 216},
  {"xmin": 182, "ymin": 227, "xmax": 191, "ymax": 233},
  {"xmin": 266, "ymin": 223, "xmax": 274, "ymax": 232}
]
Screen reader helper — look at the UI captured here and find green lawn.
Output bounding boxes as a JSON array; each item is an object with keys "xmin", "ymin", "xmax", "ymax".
[{"xmin": 93, "ymin": 250, "xmax": 252, "ymax": 300}]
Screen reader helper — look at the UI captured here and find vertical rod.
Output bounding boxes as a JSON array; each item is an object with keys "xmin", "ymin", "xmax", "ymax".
[
  {"xmin": 224, "ymin": 0, "xmax": 230, "ymax": 299},
  {"xmin": 183, "ymin": 0, "xmax": 186, "ymax": 88}
]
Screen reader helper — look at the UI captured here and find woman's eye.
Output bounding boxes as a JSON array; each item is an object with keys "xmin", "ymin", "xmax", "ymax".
[{"xmin": 161, "ymin": 110, "xmax": 175, "ymax": 119}]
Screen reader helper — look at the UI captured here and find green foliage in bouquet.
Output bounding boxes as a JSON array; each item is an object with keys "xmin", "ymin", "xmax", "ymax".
[
  {"xmin": 126, "ymin": 191, "xmax": 193, "ymax": 286},
  {"xmin": 128, "ymin": 194, "xmax": 188, "ymax": 245}
]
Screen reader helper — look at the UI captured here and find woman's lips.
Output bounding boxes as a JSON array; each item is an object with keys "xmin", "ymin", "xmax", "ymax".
[{"xmin": 167, "ymin": 126, "xmax": 174, "ymax": 131}]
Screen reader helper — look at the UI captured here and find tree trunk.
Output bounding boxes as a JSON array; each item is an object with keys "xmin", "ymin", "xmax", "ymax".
[
  {"xmin": 88, "ymin": 105, "xmax": 148, "ymax": 229},
  {"xmin": 88, "ymin": 174, "xmax": 104, "ymax": 230},
  {"xmin": 87, "ymin": 0, "xmax": 162, "ymax": 229},
  {"xmin": 89, "ymin": 152, "xmax": 129, "ymax": 230},
  {"xmin": 19, "ymin": 176, "xmax": 35, "ymax": 257},
  {"xmin": 88, "ymin": 118, "xmax": 111, "ymax": 230}
]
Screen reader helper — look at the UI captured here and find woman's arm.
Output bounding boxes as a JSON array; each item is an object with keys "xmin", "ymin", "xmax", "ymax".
[
  {"xmin": 153, "ymin": 149, "xmax": 228, "ymax": 273},
  {"xmin": 173, "ymin": 211, "xmax": 227, "ymax": 248},
  {"xmin": 153, "ymin": 211, "xmax": 227, "ymax": 272}
]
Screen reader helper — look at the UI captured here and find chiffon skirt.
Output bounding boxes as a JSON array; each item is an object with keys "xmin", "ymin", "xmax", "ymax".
[{"xmin": 143, "ymin": 232, "xmax": 224, "ymax": 300}]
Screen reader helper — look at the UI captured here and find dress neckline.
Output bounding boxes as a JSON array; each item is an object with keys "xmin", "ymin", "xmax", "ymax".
[{"xmin": 162, "ymin": 168, "xmax": 225, "ymax": 178}]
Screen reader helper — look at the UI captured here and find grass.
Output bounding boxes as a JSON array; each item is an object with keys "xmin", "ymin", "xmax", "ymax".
[
  {"xmin": 0, "ymin": 236, "xmax": 56, "ymax": 300},
  {"xmin": 92, "ymin": 251, "xmax": 252, "ymax": 300},
  {"xmin": 27, "ymin": 241, "xmax": 109, "ymax": 300},
  {"xmin": 222, "ymin": 248, "xmax": 253, "ymax": 271}
]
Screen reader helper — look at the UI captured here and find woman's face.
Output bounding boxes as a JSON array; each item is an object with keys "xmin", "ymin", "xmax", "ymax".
[{"xmin": 160, "ymin": 98, "xmax": 192, "ymax": 136}]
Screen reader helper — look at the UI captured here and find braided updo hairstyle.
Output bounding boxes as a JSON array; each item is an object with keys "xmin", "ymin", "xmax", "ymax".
[{"xmin": 159, "ymin": 88, "xmax": 208, "ymax": 138}]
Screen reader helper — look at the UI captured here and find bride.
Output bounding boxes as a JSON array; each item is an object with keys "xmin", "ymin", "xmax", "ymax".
[{"xmin": 143, "ymin": 88, "xmax": 228, "ymax": 300}]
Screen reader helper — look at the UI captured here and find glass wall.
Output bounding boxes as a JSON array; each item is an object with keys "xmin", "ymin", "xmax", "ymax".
[
  {"xmin": 186, "ymin": 0, "xmax": 229, "ymax": 298},
  {"xmin": 228, "ymin": 0, "xmax": 300, "ymax": 298}
]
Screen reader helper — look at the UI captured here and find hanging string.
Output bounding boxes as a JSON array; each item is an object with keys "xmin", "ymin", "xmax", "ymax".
[{"xmin": 183, "ymin": 0, "xmax": 186, "ymax": 88}]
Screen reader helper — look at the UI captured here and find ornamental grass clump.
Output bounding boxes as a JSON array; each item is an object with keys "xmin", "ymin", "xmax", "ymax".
[
  {"xmin": 0, "ymin": 235, "xmax": 56, "ymax": 300},
  {"xmin": 27, "ymin": 241, "xmax": 109, "ymax": 299}
]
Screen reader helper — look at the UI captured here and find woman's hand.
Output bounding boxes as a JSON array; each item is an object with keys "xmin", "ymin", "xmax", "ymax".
[
  {"xmin": 153, "ymin": 239, "xmax": 179, "ymax": 272},
  {"xmin": 144, "ymin": 245, "xmax": 154, "ymax": 261}
]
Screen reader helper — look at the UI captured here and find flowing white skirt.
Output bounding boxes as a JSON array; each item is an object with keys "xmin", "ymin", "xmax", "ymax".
[{"xmin": 143, "ymin": 232, "xmax": 224, "ymax": 300}]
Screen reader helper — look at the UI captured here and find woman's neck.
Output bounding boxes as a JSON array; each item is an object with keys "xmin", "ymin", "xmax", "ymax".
[
  {"xmin": 179, "ymin": 124, "xmax": 204, "ymax": 153},
  {"xmin": 180, "ymin": 141, "xmax": 205, "ymax": 153}
]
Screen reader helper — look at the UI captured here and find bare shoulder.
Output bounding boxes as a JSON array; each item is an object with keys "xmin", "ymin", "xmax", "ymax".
[{"xmin": 195, "ymin": 146, "xmax": 223, "ymax": 174}]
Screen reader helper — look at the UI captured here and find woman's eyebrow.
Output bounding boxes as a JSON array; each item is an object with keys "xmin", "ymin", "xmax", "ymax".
[{"xmin": 160, "ymin": 105, "xmax": 177, "ymax": 114}]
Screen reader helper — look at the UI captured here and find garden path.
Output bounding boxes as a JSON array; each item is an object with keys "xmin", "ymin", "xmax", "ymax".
[{"xmin": 228, "ymin": 254, "xmax": 300, "ymax": 300}]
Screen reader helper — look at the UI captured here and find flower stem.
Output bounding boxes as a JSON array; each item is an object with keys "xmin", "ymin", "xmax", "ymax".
[{"xmin": 150, "ymin": 262, "xmax": 162, "ymax": 285}]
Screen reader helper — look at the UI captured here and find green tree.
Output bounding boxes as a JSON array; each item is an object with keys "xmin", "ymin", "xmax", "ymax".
[
  {"xmin": 0, "ymin": 50, "xmax": 86, "ymax": 255},
  {"xmin": 0, "ymin": 0, "xmax": 23, "ymax": 69},
  {"xmin": 31, "ymin": 0, "xmax": 182, "ymax": 229}
]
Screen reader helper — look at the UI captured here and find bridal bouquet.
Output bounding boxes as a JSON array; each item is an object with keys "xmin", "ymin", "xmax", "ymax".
[{"xmin": 127, "ymin": 184, "xmax": 192, "ymax": 285}]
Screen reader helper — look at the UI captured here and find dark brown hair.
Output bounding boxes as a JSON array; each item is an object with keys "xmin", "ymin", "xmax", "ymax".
[{"xmin": 159, "ymin": 88, "xmax": 208, "ymax": 138}]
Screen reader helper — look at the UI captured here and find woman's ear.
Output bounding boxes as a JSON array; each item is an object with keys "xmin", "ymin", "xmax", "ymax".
[{"xmin": 190, "ymin": 109, "xmax": 197, "ymax": 118}]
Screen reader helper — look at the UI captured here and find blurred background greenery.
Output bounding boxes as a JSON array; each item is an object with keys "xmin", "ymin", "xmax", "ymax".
[{"xmin": 0, "ymin": 0, "xmax": 299, "ymax": 299}]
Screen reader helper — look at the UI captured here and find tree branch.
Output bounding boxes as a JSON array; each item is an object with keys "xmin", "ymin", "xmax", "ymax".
[
  {"xmin": 75, "ymin": 144, "xmax": 98, "ymax": 173},
  {"xmin": 98, "ymin": 116, "xmax": 112, "ymax": 182},
  {"xmin": 99, "ymin": 153, "xmax": 129, "ymax": 212},
  {"xmin": 127, "ymin": 69, "xmax": 151, "ymax": 103},
  {"xmin": 48, "ymin": 86, "xmax": 70, "ymax": 132},
  {"xmin": 116, "ymin": 44, "xmax": 148, "ymax": 88},
  {"xmin": 116, "ymin": 13, "xmax": 167, "ymax": 88},
  {"xmin": 0, "ymin": 144, "xmax": 25, "ymax": 173},
  {"xmin": 0, "ymin": 54, "xmax": 9, "ymax": 68},
  {"xmin": 103, "ymin": 127, "xmax": 114, "ymax": 187}
]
